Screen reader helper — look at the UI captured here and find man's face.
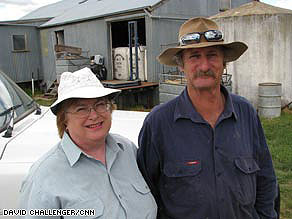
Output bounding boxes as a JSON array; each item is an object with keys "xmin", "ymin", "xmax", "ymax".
[{"xmin": 179, "ymin": 46, "xmax": 224, "ymax": 91}]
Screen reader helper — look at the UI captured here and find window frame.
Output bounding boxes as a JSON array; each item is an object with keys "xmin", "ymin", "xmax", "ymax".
[
  {"xmin": 11, "ymin": 34, "xmax": 29, "ymax": 52},
  {"xmin": 55, "ymin": 30, "xmax": 65, "ymax": 45}
]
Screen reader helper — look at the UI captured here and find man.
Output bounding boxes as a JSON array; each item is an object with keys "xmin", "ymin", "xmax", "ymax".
[{"xmin": 137, "ymin": 17, "xmax": 277, "ymax": 219}]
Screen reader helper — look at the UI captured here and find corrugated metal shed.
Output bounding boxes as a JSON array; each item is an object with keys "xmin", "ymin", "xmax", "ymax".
[{"xmin": 0, "ymin": 24, "xmax": 42, "ymax": 82}]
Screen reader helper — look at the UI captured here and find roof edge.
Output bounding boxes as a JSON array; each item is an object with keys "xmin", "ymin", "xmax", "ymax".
[
  {"xmin": 149, "ymin": 0, "xmax": 167, "ymax": 11},
  {"xmin": 40, "ymin": 7, "xmax": 148, "ymax": 28}
]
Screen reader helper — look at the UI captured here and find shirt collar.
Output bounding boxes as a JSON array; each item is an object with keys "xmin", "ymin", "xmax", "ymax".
[
  {"xmin": 220, "ymin": 85, "xmax": 238, "ymax": 120},
  {"xmin": 174, "ymin": 88, "xmax": 204, "ymax": 123},
  {"xmin": 61, "ymin": 132, "xmax": 125, "ymax": 167},
  {"xmin": 105, "ymin": 134, "xmax": 125, "ymax": 170},
  {"xmin": 61, "ymin": 132, "xmax": 83, "ymax": 167},
  {"xmin": 174, "ymin": 85, "xmax": 237, "ymax": 123},
  {"xmin": 106, "ymin": 134, "xmax": 125, "ymax": 152}
]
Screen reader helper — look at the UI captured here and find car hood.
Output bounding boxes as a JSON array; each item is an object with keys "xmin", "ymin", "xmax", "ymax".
[
  {"xmin": 1, "ymin": 108, "xmax": 148, "ymax": 163},
  {"xmin": 1, "ymin": 107, "xmax": 59, "ymax": 162}
]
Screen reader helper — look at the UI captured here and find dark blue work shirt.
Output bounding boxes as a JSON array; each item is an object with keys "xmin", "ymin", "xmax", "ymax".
[{"xmin": 137, "ymin": 86, "xmax": 277, "ymax": 219}]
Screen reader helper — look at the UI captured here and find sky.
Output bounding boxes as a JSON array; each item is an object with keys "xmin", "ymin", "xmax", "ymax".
[{"xmin": 0, "ymin": 0, "xmax": 292, "ymax": 21}]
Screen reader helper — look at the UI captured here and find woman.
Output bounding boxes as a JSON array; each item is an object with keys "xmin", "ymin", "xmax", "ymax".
[{"xmin": 19, "ymin": 67, "xmax": 157, "ymax": 219}]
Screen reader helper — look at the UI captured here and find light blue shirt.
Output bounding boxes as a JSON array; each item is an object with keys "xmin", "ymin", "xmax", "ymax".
[{"xmin": 19, "ymin": 132, "xmax": 157, "ymax": 219}]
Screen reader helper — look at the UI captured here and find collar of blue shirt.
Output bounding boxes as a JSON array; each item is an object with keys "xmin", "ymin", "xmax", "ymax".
[{"xmin": 174, "ymin": 85, "xmax": 238, "ymax": 123}]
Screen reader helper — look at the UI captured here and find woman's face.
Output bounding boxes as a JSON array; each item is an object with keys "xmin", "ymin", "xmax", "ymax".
[{"xmin": 65, "ymin": 98, "xmax": 112, "ymax": 147}]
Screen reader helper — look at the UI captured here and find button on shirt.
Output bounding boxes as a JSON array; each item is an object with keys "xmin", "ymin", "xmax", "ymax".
[
  {"xmin": 19, "ymin": 132, "xmax": 157, "ymax": 219},
  {"xmin": 137, "ymin": 86, "xmax": 277, "ymax": 219}
]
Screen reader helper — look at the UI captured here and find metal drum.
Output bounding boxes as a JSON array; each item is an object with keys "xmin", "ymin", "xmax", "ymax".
[{"xmin": 258, "ymin": 82, "xmax": 282, "ymax": 118}]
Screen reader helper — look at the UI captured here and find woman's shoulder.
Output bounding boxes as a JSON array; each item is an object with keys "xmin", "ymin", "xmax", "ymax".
[{"xmin": 26, "ymin": 143, "xmax": 65, "ymax": 181}]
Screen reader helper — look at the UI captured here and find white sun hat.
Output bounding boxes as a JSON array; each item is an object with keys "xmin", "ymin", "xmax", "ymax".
[{"xmin": 50, "ymin": 67, "xmax": 120, "ymax": 115}]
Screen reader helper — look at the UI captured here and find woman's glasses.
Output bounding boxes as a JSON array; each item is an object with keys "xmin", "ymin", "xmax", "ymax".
[{"xmin": 66, "ymin": 102, "xmax": 111, "ymax": 118}]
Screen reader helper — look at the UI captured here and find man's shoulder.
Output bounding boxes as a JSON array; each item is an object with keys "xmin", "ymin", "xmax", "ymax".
[
  {"xmin": 230, "ymin": 93, "xmax": 257, "ymax": 114},
  {"xmin": 230, "ymin": 93, "xmax": 252, "ymax": 105}
]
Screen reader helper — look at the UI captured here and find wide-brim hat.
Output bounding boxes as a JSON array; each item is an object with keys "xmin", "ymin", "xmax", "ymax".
[
  {"xmin": 157, "ymin": 17, "xmax": 248, "ymax": 66},
  {"xmin": 50, "ymin": 67, "xmax": 120, "ymax": 115}
]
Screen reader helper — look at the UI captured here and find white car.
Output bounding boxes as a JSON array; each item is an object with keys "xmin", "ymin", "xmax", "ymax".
[{"xmin": 0, "ymin": 70, "xmax": 148, "ymax": 218}]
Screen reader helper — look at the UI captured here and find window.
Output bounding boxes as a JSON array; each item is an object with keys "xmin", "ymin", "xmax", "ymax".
[
  {"xmin": 12, "ymin": 34, "xmax": 27, "ymax": 51},
  {"xmin": 219, "ymin": 0, "xmax": 231, "ymax": 11},
  {"xmin": 55, "ymin": 30, "xmax": 64, "ymax": 45}
]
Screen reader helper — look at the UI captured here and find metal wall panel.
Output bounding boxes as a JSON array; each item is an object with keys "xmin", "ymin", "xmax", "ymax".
[
  {"xmin": 152, "ymin": 0, "xmax": 209, "ymax": 17},
  {"xmin": 146, "ymin": 18, "xmax": 184, "ymax": 82},
  {"xmin": 40, "ymin": 19, "xmax": 111, "ymax": 88},
  {"xmin": 0, "ymin": 25, "xmax": 41, "ymax": 83}
]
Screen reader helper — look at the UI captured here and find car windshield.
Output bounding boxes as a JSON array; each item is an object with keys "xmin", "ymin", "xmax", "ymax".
[{"xmin": 0, "ymin": 70, "xmax": 38, "ymax": 133}]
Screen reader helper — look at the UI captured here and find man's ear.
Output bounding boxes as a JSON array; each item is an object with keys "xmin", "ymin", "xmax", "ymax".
[{"xmin": 178, "ymin": 66, "xmax": 184, "ymax": 73}]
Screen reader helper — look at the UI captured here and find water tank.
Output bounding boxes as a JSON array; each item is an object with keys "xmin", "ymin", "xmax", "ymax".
[{"xmin": 113, "ymin": 47, "xmax": 129, "ymax": 80}]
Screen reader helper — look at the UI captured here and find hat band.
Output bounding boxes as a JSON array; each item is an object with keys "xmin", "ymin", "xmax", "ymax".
[{"xmin": 179, "ymin": 30, "xmax": 224, "ymax": 46}]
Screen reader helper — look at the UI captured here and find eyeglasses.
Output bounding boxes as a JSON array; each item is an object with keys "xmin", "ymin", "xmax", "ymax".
[
  {"xmin": 66, "ymin": 102, "xmax": 111, "ymax": 118},
  {"xmin": 179, "ymin": 30, "xmax": 223, "ymax": 46}
]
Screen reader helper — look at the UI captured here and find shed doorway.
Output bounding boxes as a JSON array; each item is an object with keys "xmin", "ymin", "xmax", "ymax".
[
  {"xmin": 111, "ymin": 18, "xmax": 146, "ymax": 48},
  {"xmin": 110, "ymin": 18, "xmax": 147, "ymax": 82},
  {"xmin": 109, "ymin": 18, "xmax": 157, "ymax": 109}
]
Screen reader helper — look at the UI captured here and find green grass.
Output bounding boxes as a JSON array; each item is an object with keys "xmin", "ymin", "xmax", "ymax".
[
  {"xmin": 22, "ymin": 87, "xmax": 43, "ymax": 97},
  {"xmin": 34, "ymin": 97, "xmax": 56, "ymax": 106},
  {"xmin": 21, "ymin": 86, "xmax": 56, "ymax": 107},
  {"xmin": 261, "ymin": 111, "xmax": 292, "ymax": 219}
]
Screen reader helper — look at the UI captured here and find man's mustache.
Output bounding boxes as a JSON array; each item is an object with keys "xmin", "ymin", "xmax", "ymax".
[{"xmin": 194, "ymin": 70, "xmax": 216, "ymax": 78}]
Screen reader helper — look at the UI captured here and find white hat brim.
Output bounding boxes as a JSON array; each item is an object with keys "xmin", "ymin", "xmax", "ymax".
[{"xmin": 50, "ymin": 86, "xmax": 120, "ymax": 115}]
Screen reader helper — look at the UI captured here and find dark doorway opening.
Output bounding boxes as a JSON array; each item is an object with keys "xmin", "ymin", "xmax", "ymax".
[{"xmin": 111, "ymin": 18, "xmax": 146, "ymax": 48}]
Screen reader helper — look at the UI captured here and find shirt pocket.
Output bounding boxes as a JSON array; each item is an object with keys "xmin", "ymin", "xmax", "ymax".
[
  {"xmin": 64, "ymin": 198, "xmax": 104, "ymax": 219},
  {"xmin": 130, "ymin": 180, "xmax": 157, "ymax": 219},
  {"xmin": 162, "ymin": 160, "xmax": 203, "ymax": 207},
  {"xmin": 233, "ymin": 157, "xmax": 260, "ymax": 205},
  {"xmin": 235, "ymin": 157, "xmax": 260, "ymax": 174},
  {"xmin": 132, "ymin": 180, "xmax": 151, "ymax": 195}
]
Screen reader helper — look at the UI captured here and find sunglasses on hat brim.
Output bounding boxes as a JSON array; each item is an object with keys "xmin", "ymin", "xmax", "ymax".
[{"xmin": 179, "ymin": 30, "xmax": 223, "ymax": 46}]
